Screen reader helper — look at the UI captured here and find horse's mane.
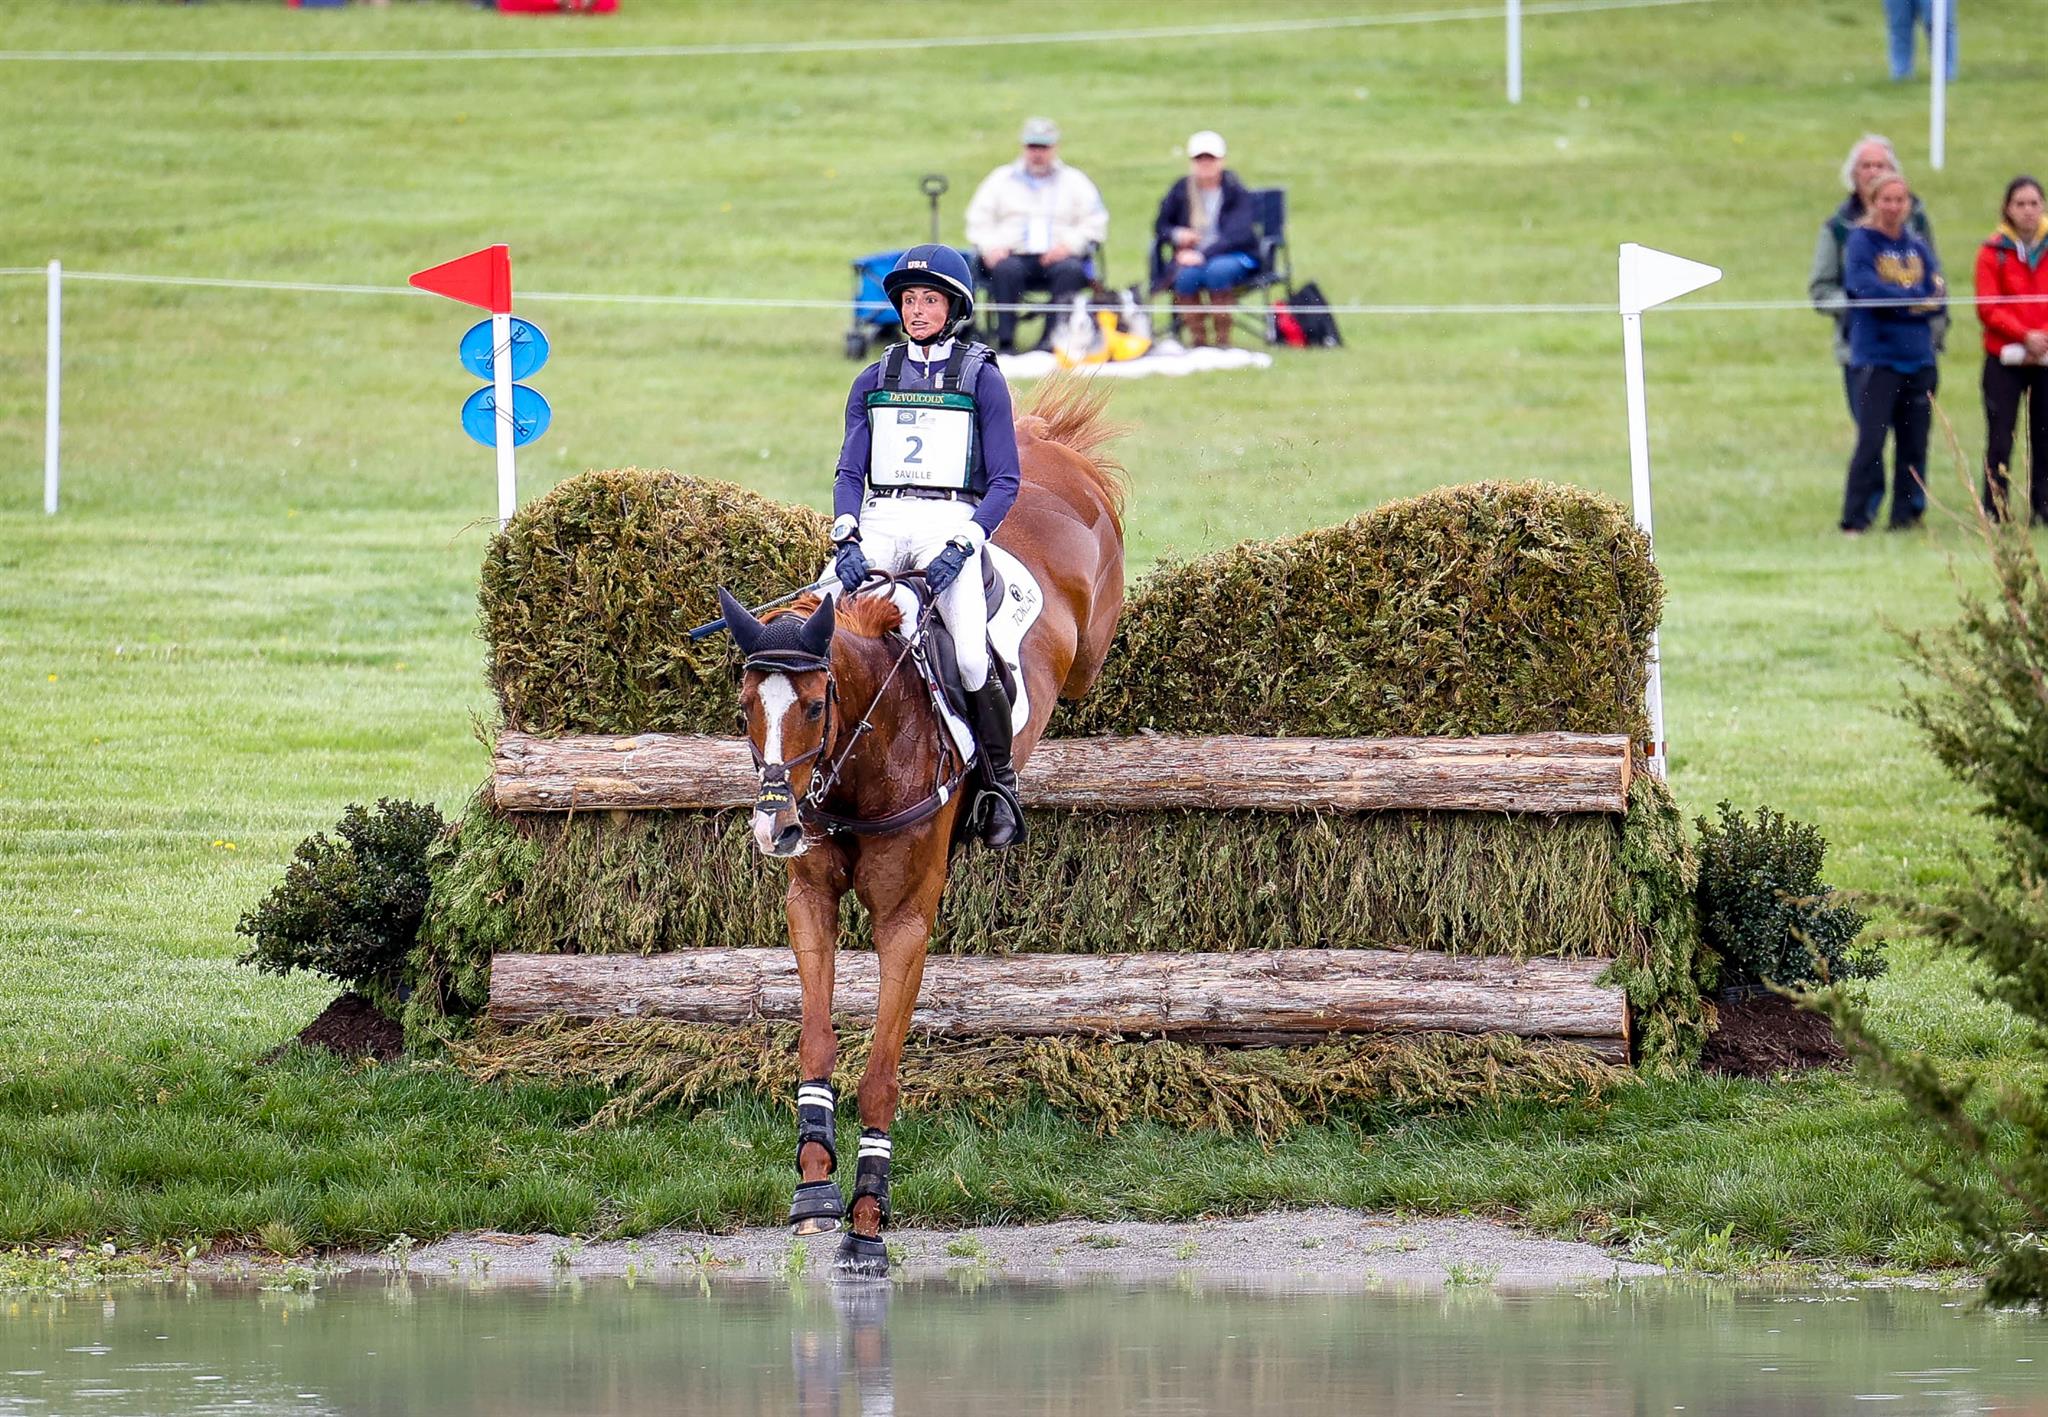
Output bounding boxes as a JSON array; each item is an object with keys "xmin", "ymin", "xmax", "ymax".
[
  {"xmin": 767, "ymin": 591, "xmax": 902, "ymax": 639},
  {"xmin": 1021, "ymin": 375, "xmax": 1128, "ymax": 535}
]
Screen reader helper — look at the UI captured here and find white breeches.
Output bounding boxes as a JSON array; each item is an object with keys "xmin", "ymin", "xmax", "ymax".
[{"xmin": 831, "ymin": 495, "xmax": 991, "ymax": 689}]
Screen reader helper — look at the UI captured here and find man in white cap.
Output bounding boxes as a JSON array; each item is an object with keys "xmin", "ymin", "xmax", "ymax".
[
  {"xmin": 965, "ymin": 117, "xmax": 1110, "ymax": 353},
  {"xmin": 1152, "ymin": 130, "xmax": 1261, "ymax": 347}
]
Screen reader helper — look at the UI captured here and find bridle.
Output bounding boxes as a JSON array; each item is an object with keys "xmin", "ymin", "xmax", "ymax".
[{"xmin": 746, "ymin": 571, "xmax": 970, "ymax": 839}]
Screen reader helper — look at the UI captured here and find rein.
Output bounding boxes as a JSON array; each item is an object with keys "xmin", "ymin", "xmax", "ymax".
[{"xmin": 759, "ymin": 571, "xmax": 970, "ymax": 839}]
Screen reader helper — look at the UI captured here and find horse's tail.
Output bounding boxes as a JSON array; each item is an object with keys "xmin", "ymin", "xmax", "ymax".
[
  {"xmin": 1012, "ymin": 374, "xmax": 1128, "ymax": 702},
  {"xmin": 1019, "ymin": 374, "xmax": 1128, "ymax": 537}
]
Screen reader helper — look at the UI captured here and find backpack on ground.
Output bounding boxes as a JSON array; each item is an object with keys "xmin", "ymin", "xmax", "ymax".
[{"xmin": 1283, "ymin": 281, "xmax": 1342, "ymax": 348}]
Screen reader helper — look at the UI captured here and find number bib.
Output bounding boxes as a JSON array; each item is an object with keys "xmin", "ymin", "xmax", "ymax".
[{"xmin": 866, "ymin": 390, "xmax": 976, "ymax": 491}]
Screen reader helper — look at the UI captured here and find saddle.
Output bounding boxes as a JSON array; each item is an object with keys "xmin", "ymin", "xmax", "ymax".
[
  {"xmin": 882, "ymin": 546, "xmax": 1043, "ymax": 784},
  {"xmin": 921, "ymin": 557, "xmax": 1021, "ymax": 715}
]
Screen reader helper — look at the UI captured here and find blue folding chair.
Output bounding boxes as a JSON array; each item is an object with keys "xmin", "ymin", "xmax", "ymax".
[{"xmin": 845, "ymin": 250, "xmax": 905, "ymax": 361}]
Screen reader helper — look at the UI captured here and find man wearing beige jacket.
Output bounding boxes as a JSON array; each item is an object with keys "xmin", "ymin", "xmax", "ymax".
[{"xmin": 966, "ymin": 117, "xmax": 1110, "ymax": 352}]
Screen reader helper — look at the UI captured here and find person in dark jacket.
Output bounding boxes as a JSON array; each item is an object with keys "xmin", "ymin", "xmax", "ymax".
[
  {"xmin": 1974, "ymin": 175, "xmax": 2048, "ymax": 523},
  {"xmin": 1842, "ymin": 171, "xmax": 1947, "ymax": 534},
  {"xmin": 1810, "ymin": 134, "xmax": 1944, "ymax": 418},
  {"xmin": 1152, "ymin": 130, "xmax": 1259, "ymax": 348}
]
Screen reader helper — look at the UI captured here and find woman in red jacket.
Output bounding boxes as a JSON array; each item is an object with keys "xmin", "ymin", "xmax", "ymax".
[{"xmin": 1976, "ymin": 175, "xmax": 2048, "ymax": 523}]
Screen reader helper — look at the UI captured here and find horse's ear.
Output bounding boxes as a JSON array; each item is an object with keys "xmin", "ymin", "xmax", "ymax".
[
  {"xmin": 798, "ymin": 595, "xmax": 836, "ymax": 661},
  {"xmin": 716, "ymin": 588, "xmax": 763, "ymax": 658}
]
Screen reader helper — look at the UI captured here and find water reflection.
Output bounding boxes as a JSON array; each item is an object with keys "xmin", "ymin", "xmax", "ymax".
[
  {"xmin": 793, "ymin": 1283, "xmax": 893, "ymax": 1417},
  {"xmin": 1, "ymin": 1273, "xmax": 2043, "ymax": 1416}
]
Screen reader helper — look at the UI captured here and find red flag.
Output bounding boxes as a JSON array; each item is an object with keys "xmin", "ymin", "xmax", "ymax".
[{"xmin": 410, "ymin": 245, "xmax": 511, "ymax": 314}]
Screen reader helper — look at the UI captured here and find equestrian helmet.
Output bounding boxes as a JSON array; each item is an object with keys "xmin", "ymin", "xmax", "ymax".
[{"xmin": 882, "ymin": 244, "xmax": 976, "ymax": 340}]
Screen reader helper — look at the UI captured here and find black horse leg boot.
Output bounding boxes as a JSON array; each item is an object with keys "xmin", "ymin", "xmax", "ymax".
[
  {"xmin": 964, "ymin": 677, "xmax": 1027, "ymax": 849},
  {"xmin": 836, "ymin": 1129, "xmax": 893, "ymax": 1277},
  {"xmin": 789, "ymin": 1078, "xmax": 844, "ymax": 1235}
]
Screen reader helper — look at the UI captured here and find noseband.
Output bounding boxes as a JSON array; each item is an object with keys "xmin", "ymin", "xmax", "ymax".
[{"xmin": 745, "ymin": 574, "xmax": 968, "ymax": 839}]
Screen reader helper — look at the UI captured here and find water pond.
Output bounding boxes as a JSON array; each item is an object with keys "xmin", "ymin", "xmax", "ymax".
[{"xmin": 3, "ymin": 1273, "xmax": 2042, "ymax": 1415}]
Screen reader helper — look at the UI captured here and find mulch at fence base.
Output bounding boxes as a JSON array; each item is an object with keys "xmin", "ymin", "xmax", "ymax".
[
  {"xmin": 1699, "ymin": 993, "xmax": 1846, "ymax": 1078},
  {"xmin": 449, "ymin": 1018, "xmax": 1627, "ymax": 1142},
  {"xmin": 276, "ymin": 992, "xmax": 405, "ymax": 1062}
]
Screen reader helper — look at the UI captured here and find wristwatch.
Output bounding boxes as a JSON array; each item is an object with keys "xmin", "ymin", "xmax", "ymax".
[
  {"xmin": 831, "ymin": 515, "xmax": 860, "ymax": 544},
  {"xmin": 947, "ymin": 534, "xmax": 976, "ymax": 554}
]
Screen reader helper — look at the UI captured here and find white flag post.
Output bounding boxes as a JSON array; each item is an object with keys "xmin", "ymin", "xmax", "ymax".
[
  {"xmin": 1506, "ymin": 0, "xmax": 1523, "ymax": 104},
  {"xmin": 1618, "ymin": 242, "xmax": 1722, "ymax": 781},
  {"xmin": 492, "ymin": 309, "xmax": 516, "ymax": 526},
  {"xmin": 1929, "ymin": 0, "xmax": 1948, "ymax": 171},
  {"xmin": 44, "ymin": 259, "xmax": 60, "ymax": 516}
]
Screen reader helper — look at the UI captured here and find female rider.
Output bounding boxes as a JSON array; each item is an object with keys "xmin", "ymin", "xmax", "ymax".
[{"xmin": 827, "ymin": 244, "xmax": 1026, "ymax": 849}]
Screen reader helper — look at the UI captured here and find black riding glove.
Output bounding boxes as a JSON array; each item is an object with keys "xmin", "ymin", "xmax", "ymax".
[
  {"xmin": 834, "ymin": 541, "xmax": 870, "ymax": 592},
  {"xmin": 923, "ymin": 541, "xmax": 972, "ymax": 595}
]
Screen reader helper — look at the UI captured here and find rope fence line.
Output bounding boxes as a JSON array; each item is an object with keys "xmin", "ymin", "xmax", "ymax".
[
  {"xmin": 0, "ymin": 0, "xmax": 1713, "ymax": 64},
  {"xmin": 0, "ymin": 266, "xmax": 2031, "ymax": 317}
]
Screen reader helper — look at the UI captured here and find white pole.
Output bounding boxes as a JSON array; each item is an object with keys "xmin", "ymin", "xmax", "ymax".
[
  {"xmin": 44, "ymin": 260, "xmax": 61, "ymax": 516},
  {"xmin": 492, "ymin": 310, "xmax": 516, "ymax": 526},
  {"xmin": 1620, "ymin": 308, "xmax": 1666, "ymax": 780},
  {"xmin": 1506, "ymin": 0, "xmax": 1522, "ymax": 104},
  {"xmin": 1929, "ymin": 0, "xmax": 1948, "ymax": 171}
]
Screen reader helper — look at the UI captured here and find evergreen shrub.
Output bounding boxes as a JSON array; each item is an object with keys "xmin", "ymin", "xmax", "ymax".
[
  {"xmin": 237, "ymin": 798, "xmax": 445, "ymax": 1008},
  {"xmin": 1829, "ymin": 516, "xmax": 2048, "ymax": 1306},
  {"xmin": 1693, "ymin": 802, "xmax": 1877, "ymax": 990}
]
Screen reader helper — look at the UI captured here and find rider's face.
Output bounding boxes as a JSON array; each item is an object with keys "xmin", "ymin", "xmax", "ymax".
[{"xmin": 899, "ymin": 285, "xmax": 951, "ymax": 342}]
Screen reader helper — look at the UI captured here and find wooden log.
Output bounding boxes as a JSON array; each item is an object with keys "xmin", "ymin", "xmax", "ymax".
[
  {"xmin": 487, "ymin": 948, "xmax": 1631, "ymax": 1060},
  {"xmin": 491, "ymin": 731, "xmax": 1633, "ymax": 816}
]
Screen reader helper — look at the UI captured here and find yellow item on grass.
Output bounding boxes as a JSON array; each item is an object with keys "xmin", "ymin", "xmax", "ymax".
[{"xmin": 1056, "ymin": 311, "xmax": 1152, "ymax": 369}]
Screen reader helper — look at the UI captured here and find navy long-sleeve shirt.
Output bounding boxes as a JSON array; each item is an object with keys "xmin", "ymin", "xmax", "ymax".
[
  {"xmin": 1844, "ymin": 225, "xmax": 1944, "ymax": 372},
  {"xmin": 832, "ymin": 344, "xmax": 1021, "ymax": 538}
]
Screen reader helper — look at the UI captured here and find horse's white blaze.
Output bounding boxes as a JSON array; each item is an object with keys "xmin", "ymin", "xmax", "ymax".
[{"xmin": 752, "ymin": 673, "xmax": 799, "ymax": 852}]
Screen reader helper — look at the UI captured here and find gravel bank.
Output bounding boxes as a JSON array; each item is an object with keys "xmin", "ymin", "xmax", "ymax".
[{"xmin": 325, "ymin": 1208, "xmax": 1661, "ymax": 1291}]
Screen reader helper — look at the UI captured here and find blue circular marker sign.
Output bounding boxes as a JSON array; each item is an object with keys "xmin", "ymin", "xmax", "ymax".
[
  {"xmin": 461, "ymin": 383, "xmax": 552, "ymax": 449},
  {"xmin": 459, "ymin": 316, "xmax": 550, "ymax": 382}
]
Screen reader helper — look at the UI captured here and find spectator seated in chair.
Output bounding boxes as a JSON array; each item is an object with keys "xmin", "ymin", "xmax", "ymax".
[
  {"xmin": 1151, "ymin": 131, "xmax": 1260, "ymax": 348},
  {"xmin": 965, "ymin": 117, "xmax": 1110, "ymax": 354}
]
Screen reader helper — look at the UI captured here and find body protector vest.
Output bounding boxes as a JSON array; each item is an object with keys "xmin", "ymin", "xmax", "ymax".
[{"xmin": 864, "ymin": 342, "xmax": 993, "ymax": 496}]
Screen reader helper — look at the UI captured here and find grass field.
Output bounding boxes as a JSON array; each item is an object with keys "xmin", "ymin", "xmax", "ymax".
[{"xmin": 3, "ymin": 0, "xmax": 2044, "ymax": 1269}]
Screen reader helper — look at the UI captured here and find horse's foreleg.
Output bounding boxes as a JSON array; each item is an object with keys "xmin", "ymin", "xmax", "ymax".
[
  {"xmin": 787, "ymin": 864, "xmax": 848, "ymax": 1235},
  {"xmin": 836, "ymin": 887, "xmax": 939, "ymax": 1274}
]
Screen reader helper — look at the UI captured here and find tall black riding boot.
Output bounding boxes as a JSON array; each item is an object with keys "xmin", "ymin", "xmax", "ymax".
[{"xmin": 964, "ymin": 678, "xmax": 1027, "ymax": 849}]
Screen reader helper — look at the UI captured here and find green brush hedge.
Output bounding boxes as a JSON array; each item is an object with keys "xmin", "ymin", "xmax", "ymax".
[
  {"xmin": 1055, "ymin": 479, "xmax": 1659, "ymax": 740},
  {"xmin": 480, "ymin": 472, "xmax": 1657, "ymax": 741},
  {"xmin": 482, "ymin": 467, "xmax": 828, "ymax": 736}
]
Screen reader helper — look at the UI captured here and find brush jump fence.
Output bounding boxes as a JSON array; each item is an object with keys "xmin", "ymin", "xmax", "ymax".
[{"xmin": 484, "ymin": 729, "xmax": 1638, "ymax": 1059}]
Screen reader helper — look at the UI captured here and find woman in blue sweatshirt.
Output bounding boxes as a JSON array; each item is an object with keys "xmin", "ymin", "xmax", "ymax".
[{"xmin": 1842, "ymin": 171, "xmax": 1947, "ymax": 533}]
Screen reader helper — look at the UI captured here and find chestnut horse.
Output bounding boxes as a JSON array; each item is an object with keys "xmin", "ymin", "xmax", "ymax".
[{"xmin": 718, "ymin": 379, "xmax": 1125, "ymax": 1275}]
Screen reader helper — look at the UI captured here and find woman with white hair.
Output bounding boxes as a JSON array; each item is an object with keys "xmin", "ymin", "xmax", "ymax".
[{"xmin": 1810, "ymin": 134, "xmax": 1944, "ymax": 417}]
